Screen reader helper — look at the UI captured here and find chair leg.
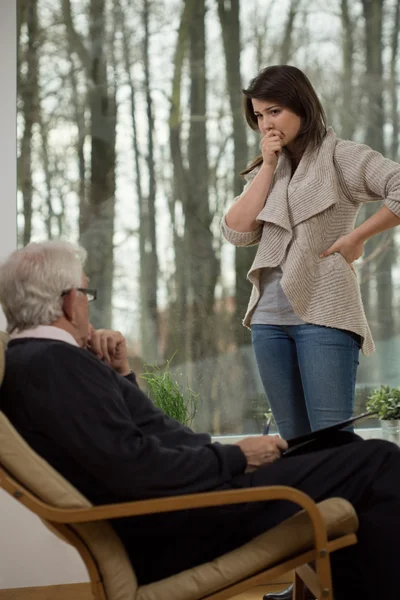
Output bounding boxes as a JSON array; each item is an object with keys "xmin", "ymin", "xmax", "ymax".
[
  {"xmin": 293, "ymin": 572, "xmax": 306, "ymax": 600},
  {"xmin": 296, "ymin": 560, "xmax": 334, "ymax": 600}
]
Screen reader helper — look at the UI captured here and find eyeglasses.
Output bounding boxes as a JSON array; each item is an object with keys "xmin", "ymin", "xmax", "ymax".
[{"xmin": 61, "ymin": 288, "xmax": 97, "ymax": 302}]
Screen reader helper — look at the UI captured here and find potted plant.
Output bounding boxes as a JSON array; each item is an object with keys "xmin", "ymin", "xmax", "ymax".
[
  {"xmin": 140, "ymin": 357, "xmax": 199, "ymax": 426},
  {"xmin": 366, "ymin": 385, "xmax": 400, "ymax": 444}
]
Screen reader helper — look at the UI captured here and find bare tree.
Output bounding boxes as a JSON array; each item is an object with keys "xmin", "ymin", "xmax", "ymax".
[
  {"xmin": 166, "ymin": 0, "xmax": 191, "ymax": 361},
  {"xmin": 38, "ymin": 113, "xmax": 57, "ymax": 239},
  {"xmin": 340, "ymin": 0, "xmax": 356, "ymax": 139},
  {"xmin": 141, "ymin": 0, "xmax": 160, "ymax": 360},
  {"xmin": 17, "ymin": 0, "xmax": 27, "ymax": 93},
  {"xmin": 217, "ymin": 0, "xmax": 254, "ymax": 350},
  {"xmin": 360, "ymin": 0, "xmax": 394, "ymax": 339},
  {"xmin": 116, "ymin": 0, "xmax": 160, "ymax": 361},
  {"xmin": 67, "ymin": 51, "xmax": 88, "ymax": 238},
  {"xmin": 19, "ymin": 0, "xmax": 39, "ymax": 246},
  {"xmin": 186, "ymin": 0, "xmax": 219, "ymax": 361},
  {"xmin": 63, "ymin": 0, "xmax": 117, "ymax": 328},
  {"xmin": 362, "ymin": 0, "xmax": 385, "ymax": 153},
  {"xmin": 280, "ymin": 0, "xmax": 302, "ymax": 64},
  {"xmin": 389, "ymin": 0, "xmax": 400, "ymax": 161}
]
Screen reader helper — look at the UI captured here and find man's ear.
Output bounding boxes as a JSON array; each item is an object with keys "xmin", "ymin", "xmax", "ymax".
[{"xmin": 62, "ymin": 288, "xmax": 77, "ymax": 323}]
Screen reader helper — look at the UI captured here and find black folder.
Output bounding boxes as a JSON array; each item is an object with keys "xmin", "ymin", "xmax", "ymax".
[{"xmin": 282, "ymin": 411, "xmax": 378, "ymax": 456}]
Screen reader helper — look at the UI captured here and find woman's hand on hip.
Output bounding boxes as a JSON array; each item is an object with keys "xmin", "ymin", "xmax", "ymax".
[{"xmin": 320, "ymin": 232, "xmax": 364, "ymax": 264}]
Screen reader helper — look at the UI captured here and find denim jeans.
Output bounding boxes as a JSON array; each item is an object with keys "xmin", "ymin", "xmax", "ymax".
[{"xmin": 251, "ymin": 324, "xmax": 361, "ymax": 440}]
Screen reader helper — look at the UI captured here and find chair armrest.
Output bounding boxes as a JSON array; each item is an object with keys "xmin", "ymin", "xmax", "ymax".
[
  {"xmin": 1, "ymin": 465, "xmax": 340, "ymax": 556},
  {"xmin": 59, "ymin": 486, "xmax": 319, "ymax": 523},
  {"xmin": 10, "ymin": 481, "xmax": 333, "ymax": 553}
]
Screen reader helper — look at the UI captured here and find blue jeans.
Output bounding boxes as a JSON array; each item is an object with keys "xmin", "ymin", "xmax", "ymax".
[{"xmin": 251, "ymin": 324, "xmax": 361, "ymax": 440}]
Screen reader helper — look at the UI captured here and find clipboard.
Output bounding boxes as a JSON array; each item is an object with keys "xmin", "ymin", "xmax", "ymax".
[{"xmin": 282, "ymin": 411, "xmax": 378, "ymax": 456}]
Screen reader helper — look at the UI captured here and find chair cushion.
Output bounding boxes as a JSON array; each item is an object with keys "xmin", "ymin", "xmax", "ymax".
[
  {"xmin": 138, "ymin": 497, "xmax": 358, "ymax": 600},
  {"xmin": 0, "ymin": 400, "xmax": 358, "ymax": 600},
  {"xmin": 0, "ymin": 412, "xmax": 138, "ymax": 600}
]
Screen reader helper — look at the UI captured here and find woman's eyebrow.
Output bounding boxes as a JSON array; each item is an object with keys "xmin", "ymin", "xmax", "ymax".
[{"xmin": 254, "ymin": 105, "xmax": 280, "ymax": 114}]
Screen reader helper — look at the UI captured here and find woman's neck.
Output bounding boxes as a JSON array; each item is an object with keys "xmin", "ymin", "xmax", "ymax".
[{"xmin": 286, "ymin": 150, "xmax": 300, "ymax": 175}]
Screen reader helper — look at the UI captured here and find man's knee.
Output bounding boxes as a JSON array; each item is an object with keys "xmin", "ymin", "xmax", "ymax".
[{"xmin": 362, "ymin": 438, "xmax": 400, "ymax": 456}]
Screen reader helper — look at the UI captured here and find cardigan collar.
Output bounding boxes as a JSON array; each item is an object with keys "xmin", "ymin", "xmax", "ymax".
[{"xmin": 256, "ymin": 127, "xmax": 339, "ymax": 232}]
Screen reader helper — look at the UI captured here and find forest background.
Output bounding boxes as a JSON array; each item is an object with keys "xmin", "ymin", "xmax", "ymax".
[{"xmin": 17, "ymin": 0, "xmax": 400, "ymax": 433}]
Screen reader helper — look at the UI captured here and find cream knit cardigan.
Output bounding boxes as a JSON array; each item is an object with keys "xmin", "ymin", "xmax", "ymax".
[{"xmin": 221, "ymin": 128, "xmax": 400, "ymax": 355}]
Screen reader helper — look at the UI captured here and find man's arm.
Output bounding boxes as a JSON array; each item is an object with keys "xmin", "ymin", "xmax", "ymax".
[
  {"xmin": 32, "ymin": 345, "xmax": 247, "ymax": 501},
  {"xmin": 86, "ymin": 327, "xmax": 211, "ymax": 446},
  {"xmin": 120, "ymin": 371, "xmax": 213, "ymax": 448},
  {"xmin": 84, "ymin": 328, "xmax": 289, "ymax": 458}
]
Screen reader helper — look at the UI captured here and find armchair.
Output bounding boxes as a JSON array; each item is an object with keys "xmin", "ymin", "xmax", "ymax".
[{"xmin": 0, "ymin": 337, "xmax": 358, "ymax": 600}]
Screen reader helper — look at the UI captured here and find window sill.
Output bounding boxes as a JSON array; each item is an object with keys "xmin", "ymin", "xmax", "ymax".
[{"xmin": 212, "ymin": 427, "xmax": 384, "ymax": 444}]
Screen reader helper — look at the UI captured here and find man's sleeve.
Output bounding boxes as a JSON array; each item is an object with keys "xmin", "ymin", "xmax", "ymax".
[
  {"xmin": 32, "ymin": 346, "xmax": 247, "ymax": 501},
  {"xmin": 124, "ymin": 371, "xmax": 139, "ymax": 387},
  {"xmin": 119, "ymin": 374, "xmax": 213, "ymax": 449}
]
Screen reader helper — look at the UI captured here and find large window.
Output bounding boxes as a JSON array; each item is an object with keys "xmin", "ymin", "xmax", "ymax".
[{"xmin": 17, "ymin": 0, "xmax": 400, "ymax": 434}]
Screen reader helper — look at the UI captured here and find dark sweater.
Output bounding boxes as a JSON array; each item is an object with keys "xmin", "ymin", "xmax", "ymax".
[{"xmin": 0, "ymin": 338, "xmax": 247, "ymax": 582}]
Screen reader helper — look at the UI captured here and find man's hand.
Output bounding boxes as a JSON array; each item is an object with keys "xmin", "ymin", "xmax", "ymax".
[
  {"xmin": 236, "ymin": 435, "xmax": 288, "ymax": 471},
  {"xmin": 87, "ymin": 327, "xmax": 131, "ymax": 376}
]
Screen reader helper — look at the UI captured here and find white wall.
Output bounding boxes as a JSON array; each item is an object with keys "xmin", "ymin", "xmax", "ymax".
[
  {"xmin": 0, "ymin": 0, "xmax": 17, "ymax": 316},
  {"xmin": 0, "ymin": 2, "xmax": 88, "ymax": 589}
]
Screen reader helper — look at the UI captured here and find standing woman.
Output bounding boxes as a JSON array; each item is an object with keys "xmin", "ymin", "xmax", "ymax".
[{"xmin": 222, "ymin": 65, "xmax": 400, "ymax": 441}]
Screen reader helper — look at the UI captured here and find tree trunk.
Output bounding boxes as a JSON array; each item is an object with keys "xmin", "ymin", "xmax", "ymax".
[
  {"xmin": 140, "ymin": 0, "xmax": 160, "ymax": 361},
  {"xmin": 360, "ymin": 0, "xmax": 394, "ymax": 339},
  {"xmin": 17, "ymin": 0, "xmax": 26, "ymax": 95},
  {"xmin": 280, "ymin": 0, "xmax": 301, "ymax": 64},
  {"xmin": 340, "ymin": 0, "xmax": 355, "ymax": 139},
  {"xmin": 186, "ymin": 0, "xmax": 219, "ymax": 361},
  {"xmin": 166, "ymin": 0, "xmax": 191, "ymax": 362},
  {"xmin": 390, "ymin": 0, "xmax": 400, "ymax": 161},
  {"xmin": 38, "ymin": 115, "xmax": 55, "ymax": 240},
  {"xmin": 362, "ymin": 0, "xmax": 385, "ymax": 153},
  {"xmin": 85, "ymin": 0, "xmax": 116, "ymax": 328},
  {"xmin": 19, "ymin": 0, "xmax": 38, "ymax": 246},
  {"xmin": 62, "ymin": 0, "xmax": 89, "ymax": 235},
  {"xmin": 117, "ymin": 0, "xmax": 147, "ymax": 359},
  {"xmin": 63, "ymin": 0, "xmax": 117, "ymax": 328},
  {"xmin": 217, "ymin": 0, "xmax": 254, "ymax": 348},
  {"xmin": 68, "ymin": 53, "xmax": 87, "ymax": 238}
]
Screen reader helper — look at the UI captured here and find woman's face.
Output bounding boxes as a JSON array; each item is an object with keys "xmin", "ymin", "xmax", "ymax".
[{"xmin": 251, "ymin": 98, "xmax": 301, "ymax": 151}]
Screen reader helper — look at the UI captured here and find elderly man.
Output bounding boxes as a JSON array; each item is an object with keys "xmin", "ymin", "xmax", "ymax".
[{"xmin": 0, "ymin": 241, "xmax": 399, "ymax": 600}]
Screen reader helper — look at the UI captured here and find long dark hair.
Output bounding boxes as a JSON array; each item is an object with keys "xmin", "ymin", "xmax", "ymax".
[{"xmin": 241, "ymin": 65, "xmax": 327, "ymax": 176}]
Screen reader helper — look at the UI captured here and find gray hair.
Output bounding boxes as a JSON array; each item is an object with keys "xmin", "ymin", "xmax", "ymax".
[{"xmin": 0, "ymin": 241, "xmax": 87, "ymax": 333}]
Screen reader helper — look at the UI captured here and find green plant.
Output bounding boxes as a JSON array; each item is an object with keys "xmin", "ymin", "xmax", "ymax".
[
  {"xmin": 366, "ymin": 385, "xmax": 400, "ymax": 420},
  {"xmin": 140, "ymin": 357, "xmax": 199, "ymax": 426}
]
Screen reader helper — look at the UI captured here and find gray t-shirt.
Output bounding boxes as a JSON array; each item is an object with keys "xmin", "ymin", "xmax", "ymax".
[{"xmin": 250, "ymin": 267, "xmax": 304, "ymax": 326}]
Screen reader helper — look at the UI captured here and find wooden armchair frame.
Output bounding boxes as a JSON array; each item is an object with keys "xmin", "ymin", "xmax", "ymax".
[{"xmin": 0, "ymin": 462, "xmax": 357, "ymax": 600}]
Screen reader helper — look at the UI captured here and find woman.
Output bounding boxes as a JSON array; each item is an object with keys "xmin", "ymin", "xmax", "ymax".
[{"xmin": 222, "ymin": 65, "xmax": 400, "ymax": 441}]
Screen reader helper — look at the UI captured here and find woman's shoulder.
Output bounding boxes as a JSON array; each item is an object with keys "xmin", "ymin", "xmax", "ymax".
[
  {"xmin": 334, "ymin": 136, "xmax": 381, "ymax": 161},
  {"xmin": 333, "ymin": 137, "xmax": 400, "ymax": 178}
]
